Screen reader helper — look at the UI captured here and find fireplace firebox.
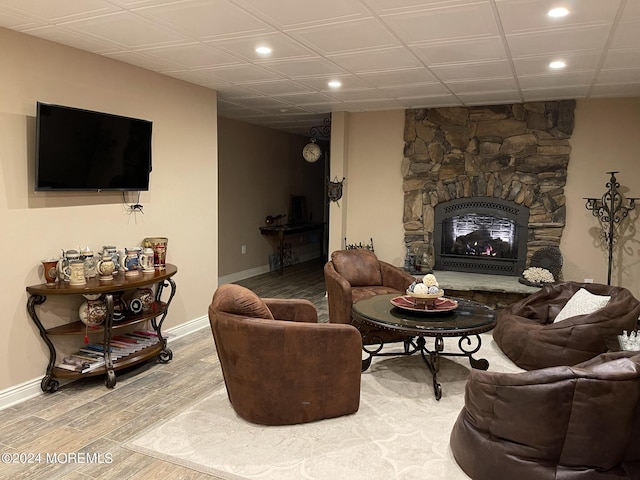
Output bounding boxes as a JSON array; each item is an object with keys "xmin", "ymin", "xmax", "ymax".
[{"xmin": 434, "ymin": 197, "xmax": 528, "ymax": 276}]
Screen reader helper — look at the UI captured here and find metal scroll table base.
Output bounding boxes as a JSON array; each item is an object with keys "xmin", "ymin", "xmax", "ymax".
[{"xmin": 361, "ymin": 334, "xmax": 489, "ymax": 401}]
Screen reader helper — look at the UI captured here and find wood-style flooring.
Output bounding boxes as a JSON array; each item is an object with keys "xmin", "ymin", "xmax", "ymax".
[{"xmin": 0, "ymin": 259, "xmax": 327, "ymax": 479}]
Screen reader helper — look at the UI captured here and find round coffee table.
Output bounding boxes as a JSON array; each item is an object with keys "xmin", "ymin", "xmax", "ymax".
[{"xmin": 352, "ymin": 294, "xmax": 497, "ymax": 400}]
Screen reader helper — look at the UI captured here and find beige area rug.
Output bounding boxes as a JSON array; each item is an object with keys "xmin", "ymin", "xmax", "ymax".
[{"xmin": 125, "ymin": 334, "xmax": 523, "ymax": 479}]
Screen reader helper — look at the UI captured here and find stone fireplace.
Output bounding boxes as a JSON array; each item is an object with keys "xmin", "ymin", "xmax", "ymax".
[{"xmin": 403, "ymin": 101, "xmax": 575, "ymax": 277}]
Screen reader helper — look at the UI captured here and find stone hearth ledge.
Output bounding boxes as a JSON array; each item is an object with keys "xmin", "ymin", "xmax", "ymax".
[{"xmin": 413, "ymin": 270, "xmax": 540, "ymax": 309}]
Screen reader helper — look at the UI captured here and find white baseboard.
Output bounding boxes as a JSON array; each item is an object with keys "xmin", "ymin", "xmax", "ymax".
[
  {"xmin": 218, "ymin": 264, "xmax": 271, "ymax": 285},
  {"xmin": 218, "ymin": 251, "xmax": 321, "ymax": 285},
  {"xmin": 0, "ymin": 316, "xmax": 210, "ymax": 411}
]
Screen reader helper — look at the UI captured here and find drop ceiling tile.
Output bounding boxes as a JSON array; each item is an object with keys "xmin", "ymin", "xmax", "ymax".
[
  {"xmin": 208, "ymin": 32, "xmax": 316, "ymax": 62},
  {"xmin": 447, "ymin": 77, "xmax": 518, "ymax": 94},
  {"xmin": 135, "ymin": 0, "xmax": 274, "ymax": 39},
  {"xmin": 456, "ymin": 90, "xmax": 522, "ymax": 105},
  {"xmin": 609, "ymin": 18, "xmax": 640, "ymax": 49},
  {"xmin": 22, "ymin": 25, "xmax": 123, "ymax": 53},
  {"xmin": 233, "ymin": 79, "xmax": 313, "ymax": 96},
  {"xmin": 270, "ymin": 92, "xmax": 341, "ymax": 105},
  {"xmin": 357, "ymin": 68, "xmax": 440, "ymax": 87},
  {"xmin": 287, "ymin": 17, "xmax": 401, "ymax": 55},
  {"xmin": 381, "ymin": 2, "xmax": 500, "ymax": 45},
  {"xmin": 234, "ymin": 0, "xmax": 369, "ymax": 28},
  {"xmin": 329, "ymin": 47, "xmax": 422, "ymax": 73},
  {"xmin": 0, "ymin": 6, "xmax": 45, "ymax": 29},
  {"xmin": 621, "ymin": 0, "xmax": 640, "ymax": 18},
  {"xmin": 62, "ymin": 11, "xmax": 189, "ymax": 48},
  {"xmin": 341, "ymin": 98, "xmax": 407, "ymax": 110},
  {"xmin": 603, "ymin": 47, "xmax": 640, "ymax": 69},
  {"xmin": 161, "ymin": 68, "xmax": 228, "ymax": 86},
  {"xmin": 197, "ymin": 64, "xmax": 282, "ymax": 83},
  {"xmin": 521, "ymin": 85, "xmax": 590, "ymax": 101},
  {"xmin": 139, "ymin": 43, "xmax": 243, "ymax": 68},
  {"xmin": 412, "ymin": 37, "xmax": 507, "ymax": 65},
  {"xmin": 495, "ymin": 0, "xmax": 620, "ymax": 35},
  {"xmin": 322, "ymin": 88, "xmax": 392, "ymax": 102},
  {"xmin": 295, "ymin": 75, "xmax": 372, "ymax": 90},
  {"xmin": 378, "ymin": 82, "xmax": 450, "ymax": 97},
  {"xmin": 518, "ymin": 71, "xmax": 594, "ymax": 89},
  {"xmin": 506, "ymin": 25, "xmax": 611, "ymax": 58},
  {"xmin": 0, "ymin": 0, "xmax": 118, "ymax": 22},
  {"xmin": 253, "ymin": 104, "xmax": 314, "ymax": 115},
  {"xmin": 513, "ymin": 52, "xmax": 600, "ymax": 76},
  {"xmin": 590, "ymin": 82, "xmax": 640, "ymax": 97},
  {"xmin": 397, "ymin": 94, "xmax": 461, "ymax": 107},
  {"xmin": 362, "ymin": 0, "xmax": 473, "ymax": 15},
  {"xmin": 106, "ymin": 50, "xmax": 185, "ymax": 71},
  {"xmin": 430, "ymin": 60, "xmax": 513, "ymax": 81},
  {"xmin": 259, "ymin": 57, "xmax": 349, "ymax": 78},
  {"xmin": 597, "ymin": 67, "xmax": 640, "ymax": 84},
  {"xmin": 217, "ymin": 84, "xmax": 273, "ymax": 98}
]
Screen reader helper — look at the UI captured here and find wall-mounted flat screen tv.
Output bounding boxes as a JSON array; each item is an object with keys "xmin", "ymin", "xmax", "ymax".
[{"xmin": 35, "ymin": 102, "xmax": 152, "ymax": 191}]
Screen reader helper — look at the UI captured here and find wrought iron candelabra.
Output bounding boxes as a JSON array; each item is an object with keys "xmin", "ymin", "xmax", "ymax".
[{"xmin": 584, "ymin": 171, "xmax": 638, "ymax": 285}]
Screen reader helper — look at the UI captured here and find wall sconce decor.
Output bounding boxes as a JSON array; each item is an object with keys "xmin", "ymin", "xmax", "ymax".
[
  {"xmin": 584, "ymin": 171, "xmax": 638, "ymax": 285},
  {"xmin": 328, "ymin": 177, "xmax": 345, "ymax": 204}
]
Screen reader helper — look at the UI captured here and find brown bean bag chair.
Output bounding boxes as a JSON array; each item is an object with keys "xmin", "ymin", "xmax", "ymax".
[
  {"xmin": 450, "ymin": 350, "xmax": 640, "ymax": 480},
  {"xmin": 493, "ymin": 281, "xmax": 640, "ymax": 370}
]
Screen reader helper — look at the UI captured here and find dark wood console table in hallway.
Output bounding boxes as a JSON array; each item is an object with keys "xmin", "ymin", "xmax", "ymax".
[{"xmin": 259, "ymin": 222, "xmax": 324, "ymax": 274}]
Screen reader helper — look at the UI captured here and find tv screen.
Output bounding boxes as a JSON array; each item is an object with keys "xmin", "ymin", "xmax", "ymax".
[{"xmin": 35, "ymin": 102, "xmax": 152, "ymax": 191}]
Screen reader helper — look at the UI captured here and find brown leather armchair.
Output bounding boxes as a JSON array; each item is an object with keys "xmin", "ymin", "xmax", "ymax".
[
  {"xmin": 324, "ymin": 249, "xmax": 416, "ymax": 345},
  {"xmin": 493, "ymin": 281, "xmax": 640, "ymax": 370},
  {"xmin": 208, "ymin": 284, "xmax": 362, "ymax": 426},
  {"xmin": 450, "ymin": 350, "xmax": 640, "ymax": 480}
]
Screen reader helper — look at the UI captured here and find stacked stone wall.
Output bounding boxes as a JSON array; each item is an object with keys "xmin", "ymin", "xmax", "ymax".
[{"xmin": 402, "ymin": 100, "xmax": 575, "ymax": 266}]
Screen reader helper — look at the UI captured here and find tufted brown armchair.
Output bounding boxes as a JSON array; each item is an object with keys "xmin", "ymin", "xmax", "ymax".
[
  {"xmin": 208, "ymin": 283, "xmax": 362, "ymax": 426},
  {"xmin": 324, "ymin": 249, "xmax": 416, "ymax": 345},
  {"xmin": 450, "ymin": 350, "xmax": 640, "ymax": 480},
  {"xmin": 493, "ymin": 281, "xmax": 640, "ymax": 370}
]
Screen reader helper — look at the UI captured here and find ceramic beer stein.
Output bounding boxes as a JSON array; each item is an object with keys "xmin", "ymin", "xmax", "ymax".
[
  {"xmin": 120, "ymin": 247, "xmax": 141, "ymax": 277},
  {"xmin": 58, "ymin": 249, "xmax": 80, "ymax": 282},
  {"xmin": 140, "ymin": 247, "xmax": 155, "ymax": 273},
  {"xmin": 82, "ymin": 247, "xmax": 97, "ymax": 278},
  {"xmin": 102, "ymin": 246, "xmax": 119, "ymax": 272},
  {"xmin": 68, "ymin": 260, "xmax": 87, "ymax": 286},
  {"xmin": 96, "ymin": 251, "xmax": 115, "ymax": 281}
]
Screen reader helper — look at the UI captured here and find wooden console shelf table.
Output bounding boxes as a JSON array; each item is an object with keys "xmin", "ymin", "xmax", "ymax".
[
  {"xmin": 259, "ymin": 222, "xmax": 324, "ymax": 274},
  {"xmin": 26, "ymin": 264, "xmax": 177, "ymax": 392}
]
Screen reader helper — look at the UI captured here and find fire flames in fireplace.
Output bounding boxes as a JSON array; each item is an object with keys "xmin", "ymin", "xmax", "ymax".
[
  {"xmin": 433, "ymin": 197, "xmax": 529, "ymax": 276},
  {"xmin": 446, "ymin": 214, "xmax": 516, "ymax": 259}
]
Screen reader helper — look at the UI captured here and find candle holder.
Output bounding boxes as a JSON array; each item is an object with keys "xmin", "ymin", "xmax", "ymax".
[{"xmin": 584, "ymin": 171, "xmax": 638, "ymax": 285}]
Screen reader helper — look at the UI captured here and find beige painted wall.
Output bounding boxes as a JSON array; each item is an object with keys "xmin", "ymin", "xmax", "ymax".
[
  {"xmin": 562, "ymin": 98, "xmax": 640, "ymax": 294},
  {"xmin": 1, "ymin": 28, "xmax": 218, "ymax": 391},
  {"xmin": 339, "ymin": 110, "xmax": 407, "ymax": 266},
  {"xmin": 217, "ymin": 117, "xmax": 324, "ymax": 278},
  {"xmin": 337, "ymin": 100, "xmax": 640, "ymax": 299}
]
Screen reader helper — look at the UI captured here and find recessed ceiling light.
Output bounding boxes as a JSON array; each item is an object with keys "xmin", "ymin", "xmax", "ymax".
[
  {"xmin": 328, "ymin": 80, "xmax": 342, "ymax": 88},
  {"xmin": 548, "ymin": 7, "xmax": 569, "ymax": 17},
  {"xmin": 549, "ymin": 60, "xmax": 567, "ymax": 69},
  {"xmin": 255, "ymin": 46, "xmax": 272, "ymax": 55}
]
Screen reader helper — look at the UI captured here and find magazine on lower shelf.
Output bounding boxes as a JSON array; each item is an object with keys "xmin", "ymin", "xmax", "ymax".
[{"xmin": 57, "ymin": 330, "xmax": 164, "ymax": 372}]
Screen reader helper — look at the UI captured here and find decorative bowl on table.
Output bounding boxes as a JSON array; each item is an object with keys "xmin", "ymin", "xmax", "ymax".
[{"xmin": 405, "ymin": 273, "xmax": 445, "ymax": 309}]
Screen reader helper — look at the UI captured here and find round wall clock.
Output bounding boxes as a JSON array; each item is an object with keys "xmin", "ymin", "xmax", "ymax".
[{"xmin": 302, "ymin": 141, "xmax": 322, "ymax": 163}]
